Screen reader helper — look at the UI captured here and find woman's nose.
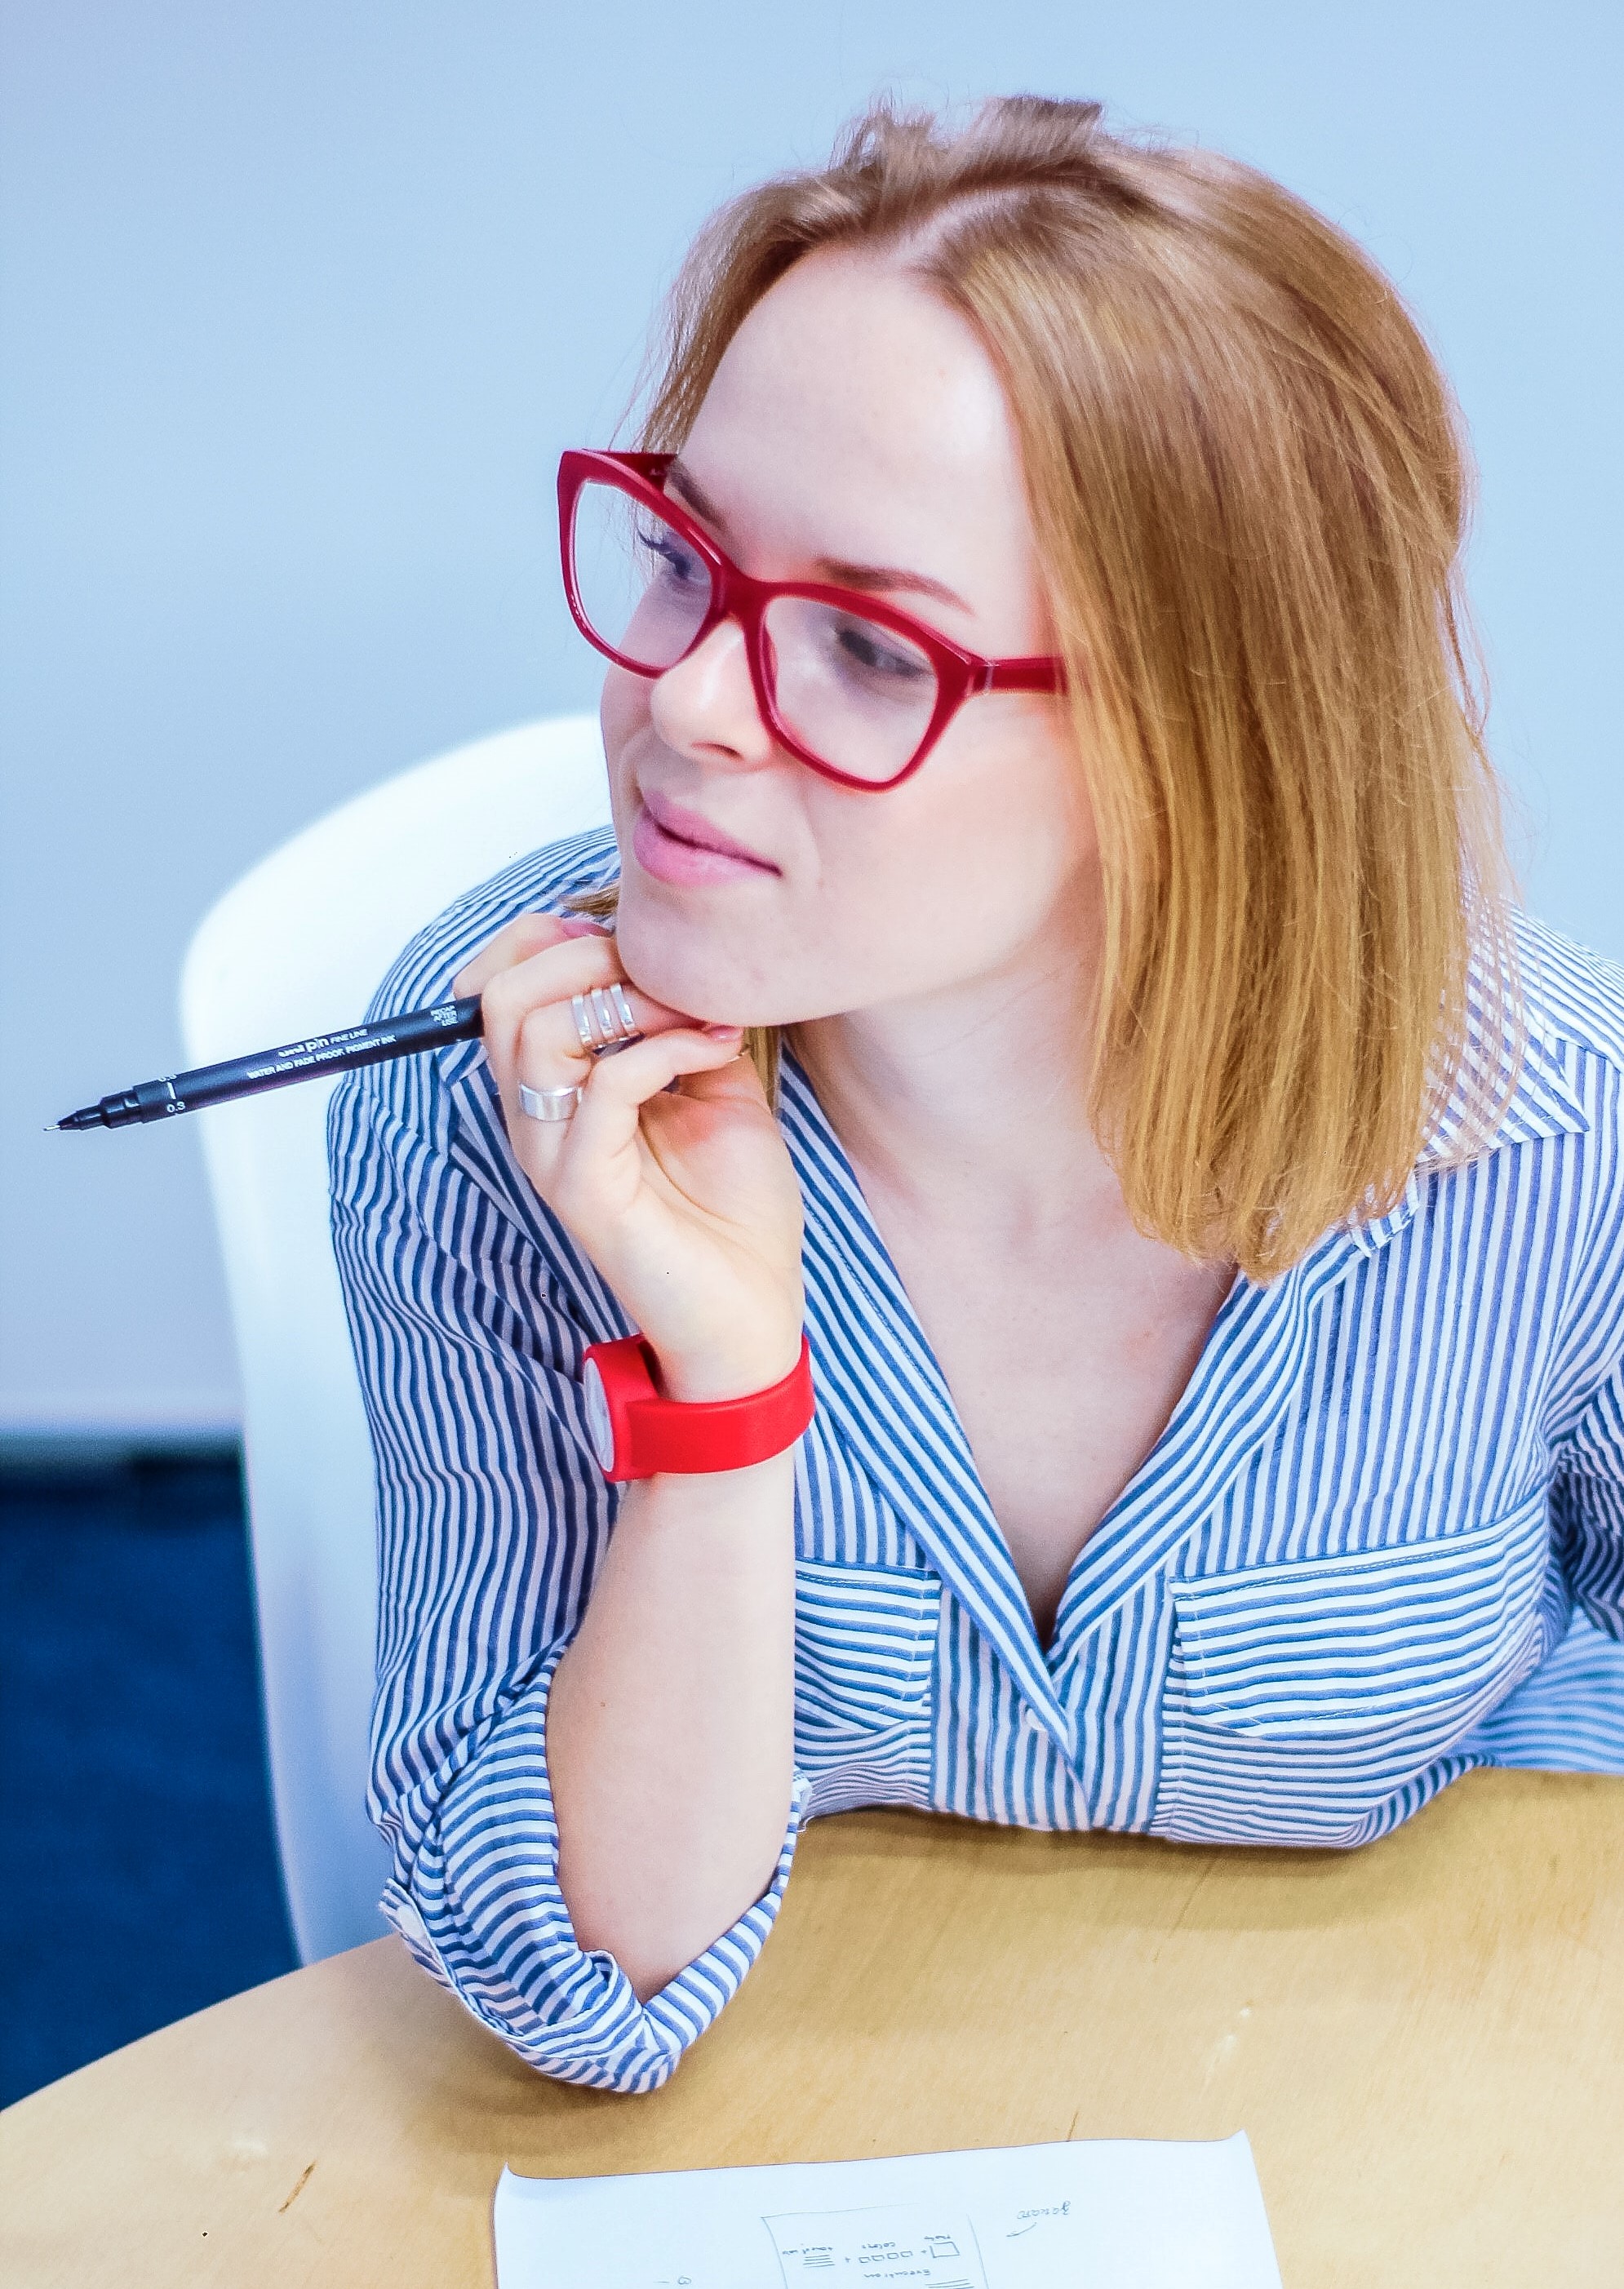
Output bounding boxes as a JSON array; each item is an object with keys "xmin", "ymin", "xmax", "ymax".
[{"xmin": 648, "ymin": 617, "xmax": 775, "ymax": 767}]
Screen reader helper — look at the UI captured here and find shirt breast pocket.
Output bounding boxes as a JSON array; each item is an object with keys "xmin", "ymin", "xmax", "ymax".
[
  {"xmin": 1155, "ymin": 1491, "xmax": 1551, "ymax": 1847},
  {"xmin": 792, "ymin": 1559, "xmax": 940, "ymax": 1814}
]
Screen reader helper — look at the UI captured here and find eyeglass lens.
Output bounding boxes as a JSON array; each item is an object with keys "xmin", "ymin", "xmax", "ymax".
[{"xmin": 570, "ymin": 477, "xmax": 940, "ymax": 783}]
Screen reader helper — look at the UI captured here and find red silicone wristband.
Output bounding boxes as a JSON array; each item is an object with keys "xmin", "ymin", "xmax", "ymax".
[{"xmin": 581, "ymin": 1331, "xmax": 814, "ymax": 1482}]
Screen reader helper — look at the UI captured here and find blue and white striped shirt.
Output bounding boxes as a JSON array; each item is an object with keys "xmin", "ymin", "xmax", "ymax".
[{"xmin": 330, "ymin": 824, "xmax": 1624, "ymax": 2094}]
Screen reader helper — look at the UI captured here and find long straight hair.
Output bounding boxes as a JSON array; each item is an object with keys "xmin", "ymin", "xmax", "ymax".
[{"xmin": 576, "ymin": 95, "xmax": 1518, "ymax": 1281}]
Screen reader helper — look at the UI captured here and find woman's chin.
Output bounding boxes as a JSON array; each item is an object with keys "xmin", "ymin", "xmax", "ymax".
[{"xmin": 612, "ymin": 900, "xmax": 765, "ymax": 1030}]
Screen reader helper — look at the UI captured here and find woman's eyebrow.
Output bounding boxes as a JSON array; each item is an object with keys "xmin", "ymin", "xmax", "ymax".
[
  {"xmin": 811, "ymin": 555, "xmax": 970, "ymax": 612},
  {"xmin": 666, "ymin": 457, "xmax": 972, "ymax": 614}
]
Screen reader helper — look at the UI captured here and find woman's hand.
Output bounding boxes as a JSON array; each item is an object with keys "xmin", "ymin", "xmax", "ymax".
[{"xmin": 456, "ymin": 915, "xmax": 805, "ymax": 1402}]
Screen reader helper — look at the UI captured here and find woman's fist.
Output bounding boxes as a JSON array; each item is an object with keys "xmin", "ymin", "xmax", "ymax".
[{"xmin": 457, "ymin": 913, "xmax": 805, "ymax": 1403}]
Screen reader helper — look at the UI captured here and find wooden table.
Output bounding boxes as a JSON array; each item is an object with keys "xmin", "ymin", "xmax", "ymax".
[{"xmin": 3, "ymin": 1768, "xmax": 1621, "ymax": 2286}]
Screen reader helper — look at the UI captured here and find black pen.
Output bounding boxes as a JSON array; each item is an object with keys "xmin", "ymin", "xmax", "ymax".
[{"xmin": 55, "ymin": 996, "xmax": 485, "ymax": 1130}]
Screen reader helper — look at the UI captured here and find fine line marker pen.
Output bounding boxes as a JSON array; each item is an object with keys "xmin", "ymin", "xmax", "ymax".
[{"xmin": 55, "ymin": 997, "xmax": 486, "ymax": 1130}]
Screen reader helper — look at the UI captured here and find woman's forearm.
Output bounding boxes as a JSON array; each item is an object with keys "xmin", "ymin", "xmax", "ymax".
[
  {"xmin": 545, "ymin": 1447, "xmax": 799, "ymax": 2000},
  {"xmin": 456, "ymin": 912, "xmax": 810, "ymax": 2003}
]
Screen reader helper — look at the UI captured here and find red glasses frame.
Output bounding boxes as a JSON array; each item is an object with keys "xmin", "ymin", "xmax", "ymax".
[{"xmin": 557, "ymin": 448, "xmax": 1067, "ymax": 792}]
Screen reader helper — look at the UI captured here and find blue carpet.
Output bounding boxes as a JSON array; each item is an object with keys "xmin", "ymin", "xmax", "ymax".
[{"xmin": 0, "ymin": 1452, "xmax": 298, "ymax": 2106}]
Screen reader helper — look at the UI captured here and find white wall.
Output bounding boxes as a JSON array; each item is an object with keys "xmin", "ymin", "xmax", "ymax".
[{"xmin": 3, "ymin": 1, "xmax": 1620, "ymax": 1438}]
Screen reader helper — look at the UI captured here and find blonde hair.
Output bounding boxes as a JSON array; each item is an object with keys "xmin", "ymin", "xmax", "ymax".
[{"xmin": 575, "ymin": 95, "xmax": 1518, "ymax": 1281}]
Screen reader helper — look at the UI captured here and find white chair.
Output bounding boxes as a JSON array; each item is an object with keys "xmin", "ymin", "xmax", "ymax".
[{"xmin": 180, "ymin": 716, "xmax": 613, "ymax": 1963}]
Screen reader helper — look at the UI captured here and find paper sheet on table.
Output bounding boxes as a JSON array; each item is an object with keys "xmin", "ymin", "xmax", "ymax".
[{"xmin": 494, "ymin": 2132, "xmax": 1281, "ymax": 2288}]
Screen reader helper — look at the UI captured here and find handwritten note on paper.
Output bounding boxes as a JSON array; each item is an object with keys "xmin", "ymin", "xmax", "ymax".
[{"xmin": 493, "ymin": 2134, "xmax": 1282, "ymax": 2289}]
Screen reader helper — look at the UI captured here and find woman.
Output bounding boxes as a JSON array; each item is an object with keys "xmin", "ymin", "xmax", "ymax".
[{"xmin": 331, "ymin": 95, "xmax": 1624, "ymax": 2093}]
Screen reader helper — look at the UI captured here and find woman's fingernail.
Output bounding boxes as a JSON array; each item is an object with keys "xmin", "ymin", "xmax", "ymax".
[
  {"xmin": 555, "ymin": 916, "xmax": 609, "ymax": 938},
  {"xmin": 703, "ymin": 1023, "xmax": 744, "ymax": 1038}
]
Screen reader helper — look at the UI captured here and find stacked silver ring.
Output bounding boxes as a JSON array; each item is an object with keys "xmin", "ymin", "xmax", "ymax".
[
  {"xmin": 516, "ymin": 986, "xmax": 641, "ymax": 1125},
  {"xmin": 571, "ymin": 983, "xmax": 643, "ymax": 1058}
]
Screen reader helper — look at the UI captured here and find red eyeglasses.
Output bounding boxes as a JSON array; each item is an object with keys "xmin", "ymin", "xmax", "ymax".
[{"xmin": 557, "ymin": 449, "xmax": 1067, "ymax": 792}]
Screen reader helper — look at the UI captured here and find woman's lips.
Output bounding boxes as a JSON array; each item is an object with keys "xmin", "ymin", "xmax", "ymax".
[{"xmin": 632, "ymin": 795, "xmax": 779, "ymax": 886}]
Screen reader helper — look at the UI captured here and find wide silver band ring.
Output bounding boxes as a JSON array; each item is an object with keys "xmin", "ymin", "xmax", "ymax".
[
  {"xmin": 571, "ymin": 983, "xmax": 643, "ymax": 1058},
  {"xmin": 517, "ymin": 1082, "xmax": 583, "ymax": 1123}
]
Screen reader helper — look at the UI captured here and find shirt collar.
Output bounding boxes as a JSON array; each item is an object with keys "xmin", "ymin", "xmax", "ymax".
[
  {"xmin": 1351, "ymin": 936, "xmax": 1591, "ymax": 1256},
  {"xmin": 776, "ymin": 934, "xmax": 1591, "ymax": 1721}
]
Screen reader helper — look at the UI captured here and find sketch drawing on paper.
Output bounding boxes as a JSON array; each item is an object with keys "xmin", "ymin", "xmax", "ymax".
[
  {"xmin": 765, "ymin": 2204, "xmax": 988, "ymax": 2287},
  {"xmin": 490, "ymin": 2132, "xmax": 1282, "ymax": 2289}
]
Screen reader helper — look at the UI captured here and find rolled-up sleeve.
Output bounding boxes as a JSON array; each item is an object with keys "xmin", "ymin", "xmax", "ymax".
[
  {"xmin": 328, "ymin": 1028, "xmax": 803, "ymax": 2093},
  {"xmin": 1555, "ymin": 1357, "xmax": 1624, "ymax": 1639},
  {"xmin": 388, "ymin": 1652, "xmax": 805, "ymax": 2090},
  {"xmin": 1551, "ymin": 1045, "xmax": 1624, "ymax": 1642}
]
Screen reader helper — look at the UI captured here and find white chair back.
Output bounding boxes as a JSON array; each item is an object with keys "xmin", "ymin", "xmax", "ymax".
[{"xmin": 180, "ymin": 716, "xmax": 612, "ymax": 1961}]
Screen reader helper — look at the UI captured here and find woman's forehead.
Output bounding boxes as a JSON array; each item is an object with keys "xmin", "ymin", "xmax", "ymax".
[
  {"xmin": 680, "ymin": 251, "xmax": 1036, "ymax": 615},
  {"xmin": 701, "ymin": 251, "xmax": 1013, "ymax": 469}
]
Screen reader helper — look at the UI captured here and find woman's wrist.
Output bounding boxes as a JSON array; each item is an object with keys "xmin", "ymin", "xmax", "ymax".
[
  {"xmin": 580, "ymin": 1325, "xmax": 811, "ymax": 1479},
  {"xmin": 654, "ymin": 1331, "xmax": 807, "ymax": 1407},
  {"xmin": 619, "ymin": 1442, "xmax": 798, "ymax": 1510}
]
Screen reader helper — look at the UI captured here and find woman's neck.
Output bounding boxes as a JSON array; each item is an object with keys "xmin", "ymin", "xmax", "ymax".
[{"xmin": 790, "ymin": 907, "xmax": 1123, "ymax": 1239}]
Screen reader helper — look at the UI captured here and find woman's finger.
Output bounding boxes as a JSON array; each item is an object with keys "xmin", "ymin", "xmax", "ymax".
[
  {"xmin": 493, "ymin": 958, "xmax": 706, "ymax": 1109},
  {"xmin": 480, "ymin": 937, "xmax": 697, "ymax": 1087},
  {"xmin": 452, "ymin": 912, "xmax": 610, "ymax": 999},
  {"xmin": 516, "ymin": 1024, "xmax": 745, "ymax": 1200},
  {"xmin": 571, "ymin": 1031, "xmax": 747, "ymax": 1174}
]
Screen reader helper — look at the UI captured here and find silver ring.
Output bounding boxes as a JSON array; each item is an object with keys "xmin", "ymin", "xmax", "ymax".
[
  {"xmin": 518, "ymin": 1082, "xmax": 583, "ymax": 1123},
  {"xmin": 593, "ymin": 983, "xmax": 641, "ymax": 1051},
  {"xmin": 570, "ymin": 986, "xmax": 643, "ymax": 1059}
]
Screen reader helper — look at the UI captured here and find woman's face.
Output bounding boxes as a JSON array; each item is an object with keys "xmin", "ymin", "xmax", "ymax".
[{"xmin": 602, "ymin": 248, "xmax": 1097, "ymax": 1028}]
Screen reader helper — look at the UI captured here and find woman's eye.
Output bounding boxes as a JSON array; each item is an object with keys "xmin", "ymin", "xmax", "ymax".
[
  {"xmin": 636, "ymin": 521, "xmax": 705, "ymax": 588},
  {"xmin": 832, "ymin": 619, "xmax": 932, "ymax": 682}
]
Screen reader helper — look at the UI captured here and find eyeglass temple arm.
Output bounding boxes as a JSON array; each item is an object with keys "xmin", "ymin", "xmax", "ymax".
[{"xmin": 981, "ymin": 657, "xmax": 1068, "ymax": 695}]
